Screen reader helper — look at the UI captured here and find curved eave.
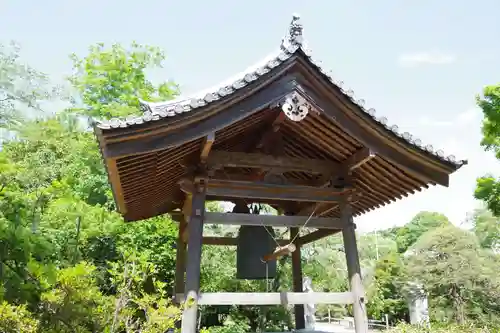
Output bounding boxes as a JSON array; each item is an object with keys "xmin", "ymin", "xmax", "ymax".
[{"xmin": 94, "ymin": 45, "xmax": 466, "ymax": 174}]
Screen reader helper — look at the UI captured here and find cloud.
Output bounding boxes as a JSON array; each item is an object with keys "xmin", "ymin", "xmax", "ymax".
[
  {"xmin": 417, "ymin": 116, "xmax": 454, "ymax": 127},
  {"xmin": 398, "ymin": 51, "xmax": 456, "ymax": 67},
  {"xmin": 417, "ymin": 108, "xmax": 481, "ymax": 128},
  {"xmin": 456, "ymin": 108, "xmax": 480, "ymax": 124}
]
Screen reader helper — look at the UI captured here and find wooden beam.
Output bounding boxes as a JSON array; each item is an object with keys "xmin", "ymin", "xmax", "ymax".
[
  {"xmin": 207, "ymin": 151, "xmax": 339, "ymax": 175},
  {"xmin": 345, "ymin": 147, "xmax": 376, "ymax": 172},
  {"xmin": 296, "ymin": 192, "xmax": 362, "ymax": 217},
  {"xmin": 180, "ymin": 185, "xmax": 206, "ymax": 333},
  {"xmin": 313, "ymin": 148, "xmax": 374, "ymax": 188},
  {"xmin": 200, "ymin": 132, "xmax": 215, "ymax": 163},
  {"xmin": 341, "ymin": 200, "xmax": 368, "ymax": 332},
  {"xmin": 255, "ymin": 112, "xmax": 286, "ymax": 150},
  {"xmin": 291, "ymin": 227, "xmax": 305, "ymax": 330},
  {"xmin": 262, "ymin": 244, "xmax": 296, "ymax": 262},
  {"xmin": 210, "ymin": 170, "xmax": 311, "ymax": 186},
  {"xmin": 202, "ymin": 236, "xmax": 289, "ymax": 246},
  {"xmin": 174, "ymin": 218, "xmax": 187, "ymax": 303},
  {"xmin": 204, "ymin": 212, "xmax": 344, "ymax": 229},
  {"xmin": 181, "ymin": 193, "xmax": 193, "ymax": 243},
  {"xmin": 106, "ymin": 158, "xmax": 127, "ymax": 214},
  {"xmin": 180, "ymin": 179, "xmax": 349, "ymax": 203},
  {"xmin": 297, "ymin": 229, "xmax": 342, "ymax": 246},
  {"xmin": 175, "ymin": 292, "xmax": 355, "ymax": 305}
]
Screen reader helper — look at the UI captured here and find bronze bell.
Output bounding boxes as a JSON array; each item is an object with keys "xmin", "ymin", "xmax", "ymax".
[{"xmin": 235, "ymin": 202, "xmax": 277, "ymax": 280}]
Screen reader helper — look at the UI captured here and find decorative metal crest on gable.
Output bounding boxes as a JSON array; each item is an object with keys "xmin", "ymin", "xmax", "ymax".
[
  {"xmin": 281, "ymin": 92, "xmax": 310, "ymax": 122},
  {"xmin": 280, "ymin": 14, "xmax": 304, "ymax": 51}
]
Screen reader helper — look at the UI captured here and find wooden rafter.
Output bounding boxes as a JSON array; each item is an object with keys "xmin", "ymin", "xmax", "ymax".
[
  {"xmin": 255, "ymin": 111, "xmax": 286, "ymax": 150},
  {"xmin": 294, "ymin": 75, "xmax": 451, "ymax": 186},
  {"xmin": 200, "ymin": 132, "xmax": 215, "ymax": 163}
]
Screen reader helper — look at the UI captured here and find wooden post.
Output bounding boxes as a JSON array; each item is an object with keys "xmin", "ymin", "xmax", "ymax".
[
  {"xmin": 291, "ymin": 227, "xmax": 305, "ymax": 330},
  {"xmin": 341, "ymin": 200, "xmax": 368, "ymax": 333},
  {"xmin": 180, "ymin": 183, "xmax": 206, "ymax": 333},
  {"xmin": 174, "ymin": 218, "xmax": 187, "ymax": 300}
]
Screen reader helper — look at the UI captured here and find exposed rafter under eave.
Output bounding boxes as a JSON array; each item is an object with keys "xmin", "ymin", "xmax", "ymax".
[{"xmin": 92, "ymin": 14, "xmax": 468, "ymax": 222}]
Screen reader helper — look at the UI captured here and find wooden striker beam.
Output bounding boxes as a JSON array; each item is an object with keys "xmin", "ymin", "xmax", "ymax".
[{"xmin": 262, "ymin": 243, "xmax": 296, "ymax": 262}]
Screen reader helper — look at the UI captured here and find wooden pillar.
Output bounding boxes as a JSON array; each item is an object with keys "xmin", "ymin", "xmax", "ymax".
[
  {"xmin": 341, "ymin": 200, "xmax": 368, "ymax": 333},
  {"xmin": 181, "ymin": 184, "xmax": 206, "ymax": 333},
  {"xmin": 175, "ymin": 194, "xmax": 192, "ymax": 301},
  {"xmin": 290, "ymin": 227, "xmax": 305, "ymax": 330},
  {"xmin": 174, "ymin": 218, "xmax": 187, "ymax": 299}
]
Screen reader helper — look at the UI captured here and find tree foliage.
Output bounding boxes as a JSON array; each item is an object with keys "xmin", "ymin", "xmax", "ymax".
[
  {"xmin": 366, "ymin": 251, "xmax": 407, "ymax": 323},
  {"xmin": 0, "ymin": 40, "xmax": 499, "ymax": 332},
  {"xmin": 0, "ymin": 42, "xmax": 181, "ymax": 332},
  {"xmin": 470, "ymin": 207, "xmax": 500, "ymax": 250},
  {"xmin": 382, "ymin": 211, "xmax": 451, "ymax": 254},
  {"xmin": 68, "ymin": 42, "xmax": 180, "ymax": 120},
  {"xmin": 0, "ymin": 42, "xmax": 59, "ymax": 128},
  {"xmin": 405, "ymin": 225, "xmax": 500, "ymax": 326},
  {"xmin": 475, "ymin": 84, "xmax": 500, "ymax": 216}
]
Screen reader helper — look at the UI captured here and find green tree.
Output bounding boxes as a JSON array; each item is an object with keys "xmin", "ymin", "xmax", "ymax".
[
  {"xmin": 405, "ymin": 225, "xmax": 500, "ymax": 326},
  {"xmin": 0, "ymin": 302, "xmax": 39, "ymax": 333},
  {"xmin": 0, "ymin": 42, "xmax": 59, "ymax": 129},
  {"xmin": 68, "ymin": 42, "xmax": 180, "ymax": 120},
  {"xmin": 475, "ymin": 84, "xmax": 500, "ymax": 216},
  {"xmin": 366, "ymin": 251, "xmax": 407, "ymax": 323},
  {"xmin": 470, "ymin": 207, "xmax": 500, "ymax": 250},
  {"xmin": 0, "ymin": 40, "xmax": 183, "ymax": 330},
  {"xmin": 391, "ymin": 212, "xmax": 451, "ymax": 254}
]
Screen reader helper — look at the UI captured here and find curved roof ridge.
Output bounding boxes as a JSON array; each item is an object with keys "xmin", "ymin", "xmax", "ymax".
[
  {"xmin": 138, "ymin": 49, "xmax": 285, "ymax": 111},
  {"xmin": 95, "ymin": 14, "xmax": 467, "ymax": 168}
]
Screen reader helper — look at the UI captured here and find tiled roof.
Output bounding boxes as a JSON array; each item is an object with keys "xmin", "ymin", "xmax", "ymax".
[{"xmin": 95, "ymin": 14, "xmax": 467, "ymax": 168}]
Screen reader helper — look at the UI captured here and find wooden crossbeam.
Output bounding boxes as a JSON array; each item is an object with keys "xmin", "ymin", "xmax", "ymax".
[
  {"xmin": 297, "ymin": 229, "xmax": 342, "ymax": 246},
  {"xmin": 207, "ymin": 151, "xmax": 338, "ymax": 175},
  {"xmin": 204, "ymin": 212, "xmax": 343, "ymax": 229},
  {"xmin": 296, "ymin": 192, "xmax": 362, "ymax": 217},
  {"xmin": 210, "ymin": 170, "xmax": 311, "ymax": 186},
  {"xmin": 176, "ymin": 292, "xmax": 354, "ymax": 305},
  {"xmin": 294, "ymin": 147, "xmax": 373, "ymax": 217},
  {"xmin": 202, "ymin": 236, "xmax": 289, "ymax": 246},
  {"xmin": 313, "ymin": 147, "xmax": 374, "ymax": 187},
  {"xmin": 180, "ymin": 179, "xmax": 348, "ymax": 203}
]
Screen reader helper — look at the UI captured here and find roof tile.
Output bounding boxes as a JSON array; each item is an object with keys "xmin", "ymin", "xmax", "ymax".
[{"xmin": 95, "ymin": 14, "xmax": 466, "ymax": 168}]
